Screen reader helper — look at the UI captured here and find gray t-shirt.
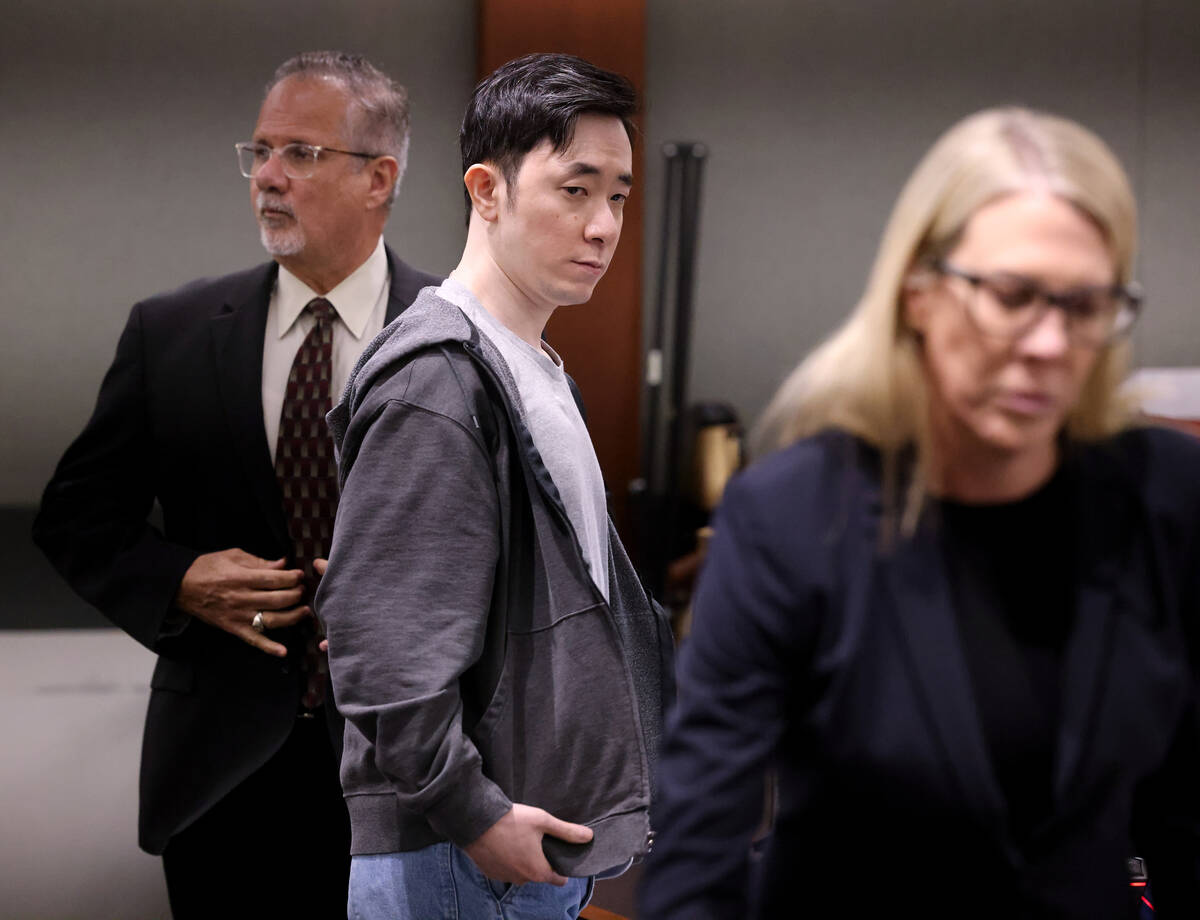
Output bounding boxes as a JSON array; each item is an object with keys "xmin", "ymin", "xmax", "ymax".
[{"xmin": 438, "ymin": 279, "xmax": 610, "ymax": 600}]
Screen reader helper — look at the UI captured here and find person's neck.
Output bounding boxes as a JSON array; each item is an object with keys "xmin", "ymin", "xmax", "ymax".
[
  {"xmin": 929, "ymin": 426, "xmax": 1058, "ymax": 504},
  {"xmin": 278, "ymin": 233, "xmax": 381, "ymax": 296},
  {"xmin": 451, "ymin": 234, "xmax": 553, "ymax": 350}
]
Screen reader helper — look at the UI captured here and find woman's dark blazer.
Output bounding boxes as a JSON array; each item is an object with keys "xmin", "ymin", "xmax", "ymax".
[{"xmin": 641, "ymin": 427, "xmax": 1200, "ymax": 919}]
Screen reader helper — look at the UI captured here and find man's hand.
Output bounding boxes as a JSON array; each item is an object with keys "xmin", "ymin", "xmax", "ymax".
[
  {"xmin": 465, "ymin": 804, "xmax": 593, "ymax": 886},
  {"xmin": 175, "ymin": 548, "xmax": 308, "ymax": 656}
]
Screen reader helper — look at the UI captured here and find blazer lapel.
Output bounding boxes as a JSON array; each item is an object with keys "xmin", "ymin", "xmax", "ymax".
[
  {"xmin": 884, "ymin": 510, "xmax": 1010, "ymax": 838},
  {"xmin": 210, "ymin": 263, "xmax": 290, "ymax": 549},
  {"xmin": 383, "ymin": 245, "xmax": 437, "ymax": 323},
  {"xmin": 1053, "ymin": 451, "xmax": 1128, "ymax": 806},
  {"xmin": 384, "ymin": 250, "xmax": 406, "ymax": 323}
]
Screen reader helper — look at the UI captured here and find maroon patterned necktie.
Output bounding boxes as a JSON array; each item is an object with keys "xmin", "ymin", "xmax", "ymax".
[{"xmin": 275, "ymin": 297, "xmax": 338, "ymax": 711}]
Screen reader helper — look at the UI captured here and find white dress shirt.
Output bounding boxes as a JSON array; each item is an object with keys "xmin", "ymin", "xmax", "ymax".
[{"xmin": 261, "ymin": 238, "xmax": 390, "ymax": 462}]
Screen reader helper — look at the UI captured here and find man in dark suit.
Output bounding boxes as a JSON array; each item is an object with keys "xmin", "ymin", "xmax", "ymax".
[{"xmin": 33, "ymin": 51, "xmax": 439, "ymax": 919}]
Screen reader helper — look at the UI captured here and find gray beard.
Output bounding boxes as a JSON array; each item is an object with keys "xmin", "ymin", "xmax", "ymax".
[{"xmin": 259, "ymin": 223, "xmax": 305, "ymax": 257}]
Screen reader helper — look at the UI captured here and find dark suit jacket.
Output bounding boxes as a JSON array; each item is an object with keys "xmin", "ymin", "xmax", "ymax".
[
  {"xmin": 33, "ymin": 247, "xmax": 440, "ymax": 855},
  {"xmin": 641, "ymin": 428, "xmax": 1200, "ymax": 919}
]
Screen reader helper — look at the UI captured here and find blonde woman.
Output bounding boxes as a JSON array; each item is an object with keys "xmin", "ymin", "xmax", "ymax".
[{"xmin": 640, "ymin": 108, "xmax": 1200, "ymax": 918}]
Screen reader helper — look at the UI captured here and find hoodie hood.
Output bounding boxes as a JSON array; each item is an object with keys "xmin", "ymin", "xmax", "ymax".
[{"xmin": 326, "ymin": 285, "xmax": 525, "ymax": 463}]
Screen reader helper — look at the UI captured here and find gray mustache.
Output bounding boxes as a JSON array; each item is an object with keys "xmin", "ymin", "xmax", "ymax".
[{"xmin": 256, "ymin": 194, "xmax": 294, "ymax": 218}]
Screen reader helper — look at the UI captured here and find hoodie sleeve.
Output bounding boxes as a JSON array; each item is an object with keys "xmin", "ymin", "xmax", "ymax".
[{"xmin": 318, "ymin": 384, "xmax": 513, "ymax": 847}]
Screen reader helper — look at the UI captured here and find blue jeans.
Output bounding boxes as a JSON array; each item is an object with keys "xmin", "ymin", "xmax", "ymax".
[{"xmin": 348, "ymin": 842, "xmax": 594, "ymax": 920}]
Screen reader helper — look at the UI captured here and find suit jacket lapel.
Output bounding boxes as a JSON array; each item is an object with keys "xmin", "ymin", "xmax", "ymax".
[
  {"xmin": 882, "ymin": 447, "xmax": 1136, "ymax": 848},
  {"xmin": 210, "ymin": 262, "xmax": 290, "ymax": 549},
  {"xmin": 873, "ymin": 445, "xmax": 1153, "ymax": 850},
  {"xmin": 383, "ymin": 245, "xmax": 435, "ymax": 323},
  {"xmin": 209, "ymin": 248, "xmax": 432, "ymax": 551},
  {"xmin": 883, "ymin": 507, "xmax": 1010, "ymax": 839},
  {"xmin": 1054, "ymin": 450, "xmax": 1128, "ymax": 806}
]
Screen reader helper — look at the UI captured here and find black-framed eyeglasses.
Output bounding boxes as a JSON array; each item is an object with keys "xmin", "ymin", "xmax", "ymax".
[
  {"xmin": 937, "ymin": 261, "xmax": 1143, "ymax": 347},
  {"xmin": 234, "ymin": 142, "xmax": 381, "ymax": 180}
]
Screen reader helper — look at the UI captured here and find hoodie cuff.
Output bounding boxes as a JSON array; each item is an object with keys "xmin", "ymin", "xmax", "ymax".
[{"xmin": 424, "ymin": 772, "xmax": 514, "ymax": 848}]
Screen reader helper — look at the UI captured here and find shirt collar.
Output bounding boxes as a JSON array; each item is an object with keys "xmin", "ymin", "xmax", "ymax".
[{"xmin": 274, "ymin": 237, "xmax": 388, "ymax": 339}]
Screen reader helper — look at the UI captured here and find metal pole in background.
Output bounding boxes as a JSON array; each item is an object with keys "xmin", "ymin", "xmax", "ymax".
[
  {"xmin": 640, "ymin": 143, "xmax": 683, "ymax": 502},
  {"xmin": 632, "ymin": 142, "xmax": 707, "ymax": 596}
]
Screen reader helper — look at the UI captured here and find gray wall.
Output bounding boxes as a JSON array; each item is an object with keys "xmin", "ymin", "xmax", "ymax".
[
  {"xmin": 8, "ymin": 2, "xmax": 1197, "ymax": 505},
  {"xmin": 644, "ymin": 0, "xmax": 1200, "ymax": 431},
  {"xmin": 2, "ymin": 0, "xmax": 476, "ymax": 504}
]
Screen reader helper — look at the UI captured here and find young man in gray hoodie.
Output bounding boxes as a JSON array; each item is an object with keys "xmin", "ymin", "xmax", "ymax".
[{"xmin": 316, "ymin": 53, "xmax": 673, "ymax": 919}]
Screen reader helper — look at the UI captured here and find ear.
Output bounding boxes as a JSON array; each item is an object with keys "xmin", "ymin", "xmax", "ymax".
[
  {"xmin": 901, "ymin": 270, "xmax": 936, "ymax": 334},
  {"xmin": 463, "ymin": 163, "xmax": 503, "ymax": 222},
  {"xmin": 364, "ymin": 156, "xmax": 400, "ymax": 210}
]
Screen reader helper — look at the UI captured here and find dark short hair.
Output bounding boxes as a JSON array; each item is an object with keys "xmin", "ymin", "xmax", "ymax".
[
  {"xmin": 459, "ymin": 53, "xmax": 637, "ymax": 217},
  {"xmin": 268, "ymin": 51, "xmax": 410, "ymax": 206}
]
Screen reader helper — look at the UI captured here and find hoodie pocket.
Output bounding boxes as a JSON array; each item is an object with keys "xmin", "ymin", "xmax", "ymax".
[{"xmin": 473, "ymin": 604, "xmax": 648, "ymax": 825}]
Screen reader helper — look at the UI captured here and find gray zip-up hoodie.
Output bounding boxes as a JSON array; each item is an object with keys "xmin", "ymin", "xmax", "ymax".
[{"xmin": 317, "ymin": 288, "xmax": 674, "ymax": 877}]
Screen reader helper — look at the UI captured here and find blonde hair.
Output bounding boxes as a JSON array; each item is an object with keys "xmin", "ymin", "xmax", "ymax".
[{"xmin": 753, "ymin": 107, "xmax": 1139, "ymax": 533}]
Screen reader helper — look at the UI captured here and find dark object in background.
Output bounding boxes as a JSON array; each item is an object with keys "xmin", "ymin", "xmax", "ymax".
[
  {"xmin": 664, "ymin": 402, "xmax": 741, "ymax": 635},
  {"xmin": 631, "ymin": 141, "xmax": 710, "ymax": 600}
]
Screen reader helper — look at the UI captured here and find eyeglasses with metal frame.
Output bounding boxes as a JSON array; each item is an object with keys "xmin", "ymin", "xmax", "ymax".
[
  {"xmin": 936, "ymin": 260, "xmax": 1143, "ymax": 347},
  {"xmin": 234, "ymin": 142, "xmax": 381, "ymax": 180}
]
